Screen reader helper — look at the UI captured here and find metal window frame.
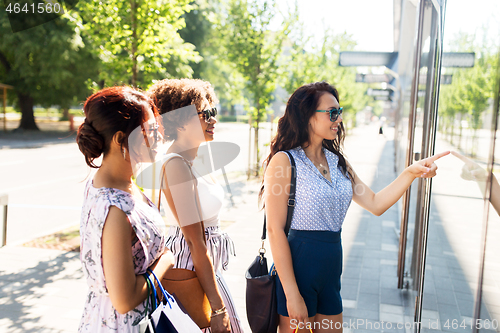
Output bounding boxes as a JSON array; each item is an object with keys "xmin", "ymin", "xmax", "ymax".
[{"xmin": 395, "ymin": 1, "xmax": 446, "ymax": 332}]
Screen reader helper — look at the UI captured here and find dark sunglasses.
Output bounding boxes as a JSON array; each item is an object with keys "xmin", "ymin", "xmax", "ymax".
[
  {"xmin": 197, "ymin": 107, "xmax": 217, "ymax": 123},
  {"xmin": 141, "ymin": 123, "xmax": 160, "ymax": 147},
  {"xmin": 316, "ymin": 107, "xmax": 343, "ymax": 122}
]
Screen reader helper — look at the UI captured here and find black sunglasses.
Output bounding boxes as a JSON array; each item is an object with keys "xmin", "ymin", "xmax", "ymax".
[
  {"xmin": 141, "ymin": 123, "xmax": 160, "ymax": 147},
  {"xmin": 316, "ymin": 107, "xmax": 343, "ymax": 122},
  {"xmin": 197, "ymin": 107, "xmax": 217, "ymax": 123}
]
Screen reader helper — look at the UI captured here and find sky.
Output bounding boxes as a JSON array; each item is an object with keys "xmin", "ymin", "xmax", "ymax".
[{"xmin": 275, "ymin": 0, "xmax": 500, "ymax": 52}]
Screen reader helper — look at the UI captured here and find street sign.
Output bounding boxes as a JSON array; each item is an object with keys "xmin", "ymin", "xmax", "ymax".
[
  {"xmin": 366, "ymin": 88, "xmax": 392, "ymax": 101},
  {"xmin": 356, "ymin": 73, "xmax": 394, "ymax": 83},
  {"xmin": 339, "ymin": 51, "xmax": 398, "ymax": 67},
  {"xmin": 367, "ymin": 88, "xmax": 391, "ymax": 97},
  {"xmin": 373, "ymin": 96, "xmax": 391, "ymax": 101},
  {"xmin": 340, "ymin": 51, "xmax": 475, "ymax": 68}
]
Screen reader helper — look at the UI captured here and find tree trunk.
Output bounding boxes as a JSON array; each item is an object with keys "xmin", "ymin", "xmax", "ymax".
[
  {"xmin": 61, "ymin": 108, "xmax": 70, "ymax": 121},
  {"xmin": 17, "ymin": 92, "xmax": 39, "ymax": 131},
  {"xmin": 253, "ymin": 103, "xmax": 262, "ymax": 177},
  {"xmin": 458, "ymin": 113, "xmax": 463, "ymax": 150},
  {"xmin": 254, "ymin": 120, "xmax": 259, "ymax": 176},
  {"xmin": 131, "ymin": 0, "xmax": 138, "ymax": 87},
  {"xmin": 471, "ymin": 129, "xmax": 478, "ymax": 158},
  {"xmin": 449, "ymin": 117, "xmax": 454, "ymax": 145},
  {"xmin": 446, "ymin": 117, "xmax": 453, "ymax": 142}
]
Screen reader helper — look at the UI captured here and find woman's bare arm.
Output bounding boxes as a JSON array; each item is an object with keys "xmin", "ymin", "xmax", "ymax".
[
  {"xmin": 102, "ymin": 206, "xmax": 174, "ymax": 314},
  {"xmin": 162, "ymin": 158, "xmax": 230, "ymax": 332},
  {"xmin": 265, "ymin": 152, "xmax": 309, "ymax": 324},
  {"xmin": 350, "ymin": 151, "xmax": 449, "ymax": 216}
]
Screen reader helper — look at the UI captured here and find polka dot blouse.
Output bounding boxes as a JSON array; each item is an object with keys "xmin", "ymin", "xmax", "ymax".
[{"xmin": 284, "ymin": 147, "xmax": 353, "ymax": 232}]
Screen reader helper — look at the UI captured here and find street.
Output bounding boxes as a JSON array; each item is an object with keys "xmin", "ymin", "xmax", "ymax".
[{"xmin": 0, "ymin": 122, "xmax": 273, "ymax": 245}]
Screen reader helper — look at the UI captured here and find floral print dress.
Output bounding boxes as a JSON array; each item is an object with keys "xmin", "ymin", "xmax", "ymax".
[{"xmin": 78, "ymin": 178, "xmax": 165, "ymax": 333}]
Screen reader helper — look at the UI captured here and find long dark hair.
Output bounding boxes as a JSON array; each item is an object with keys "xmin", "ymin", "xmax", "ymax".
[
  {"xmin": 76, "ymin": 86, "xmax": 158, "ymax": 168},
  {"xmin": 259, "ymin": 81, "xmax": 353, "ymax": 203}
]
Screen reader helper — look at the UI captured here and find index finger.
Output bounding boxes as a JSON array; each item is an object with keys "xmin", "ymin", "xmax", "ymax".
[
  {"xmin": 427, "ymin": 151, "xmax": 450, "ymax": 163},
  {"xmin": 450, "ymin": 150, "xmax": 471, "ymax": 164}
]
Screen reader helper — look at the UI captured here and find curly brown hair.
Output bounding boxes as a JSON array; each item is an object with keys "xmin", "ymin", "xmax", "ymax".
[{"xmin": 147, "ymin": 79, "xmax": 218, "ymax": 141}]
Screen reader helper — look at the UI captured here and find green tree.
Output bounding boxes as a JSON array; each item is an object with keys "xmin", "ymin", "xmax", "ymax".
[
  {"xmin": 439, "ymin": 83, "xmax": 461, "ymax": 143},
  {"xmin": 178, "ymin": 0, "xmax": 212, "ymax": 79},
  {"xmin": 76, "ymin": 0, "xmax": 200, "ymax": 88},
  {"xmin": 282, "ymin": 28, "xmax": 369, "ymax": 130},
  {"xmin": 439, "ymin": 31, "xmax": 495, "ymax": 154},
  {"xmin": 178, "ymin": 0, "xmax": 246, "ymax": 114},
  {"xmin": 0, "ymin": 8, "xmax": 98, "ymax": 130},
  {"xmin": 202, "ymin": 55, "xmax": 247, "ymax": 115},
  {"xmin": 221, "ymin": 0, "xmax": 291, "ymax": 175}
]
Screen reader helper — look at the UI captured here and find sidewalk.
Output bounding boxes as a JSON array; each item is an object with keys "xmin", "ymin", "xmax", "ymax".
[
  {"xmin": 0, "ymin": 124, "xmax": 404, "ymax": 332},
  {"xmin": 0, "ymin": 117, "xmax": 84, "ymax": 149}
]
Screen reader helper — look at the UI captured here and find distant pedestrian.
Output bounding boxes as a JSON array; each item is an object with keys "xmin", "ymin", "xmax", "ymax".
[
  {"xmin": 260, "ymin": 81, "xmax": 449, "ymax": 332},
  {"xmin": 76, "ymin": 86, "xmax": 174, "ymax": 332},
  {"xmin": 379, "ymin": 116, "xmax": 386, "ymax": 135},
  {"xmin": 148, "ymin": 79, "xmax": 243, "ymax": 333}
]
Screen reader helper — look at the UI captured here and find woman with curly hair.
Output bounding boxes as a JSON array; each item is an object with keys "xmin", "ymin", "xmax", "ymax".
[
  {"xmin": 261, "ymin": 82, "xmax": 448, "ymax": 332},
  {"xmin": 148, "ymin": 79, "xmax": 243, "ymax": 333},
  {"xmin": 76, "ymin": 86, "xmax": 174, "ymax": 332}
]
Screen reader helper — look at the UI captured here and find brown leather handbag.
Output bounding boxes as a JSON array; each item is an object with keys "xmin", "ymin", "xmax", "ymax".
[
  {"xmin": 162, "ymin": 268, "xmax": 212, "ymax": 328},
  {"xmin": 158, "ymin": 156, "xmax": 212, "ymax": 329}
]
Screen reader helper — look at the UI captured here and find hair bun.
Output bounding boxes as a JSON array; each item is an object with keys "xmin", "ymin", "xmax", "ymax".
[{"xmin": 76, "ymin": 120, "xmax": 105, "ymax": 168}]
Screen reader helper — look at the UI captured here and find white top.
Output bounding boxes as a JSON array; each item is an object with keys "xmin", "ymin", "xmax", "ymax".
[{"xmin": 161, "ymin": 153, "xmax": 224, "ymax": 228}]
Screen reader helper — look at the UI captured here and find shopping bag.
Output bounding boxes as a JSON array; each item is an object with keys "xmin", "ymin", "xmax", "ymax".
[
  {"xmin": 147, "ymin": 269, "xmax": 202, "ymax": 333},
  {"xmin": 139, "ymin": 273, "xmax": 161, "ymax": 333}
]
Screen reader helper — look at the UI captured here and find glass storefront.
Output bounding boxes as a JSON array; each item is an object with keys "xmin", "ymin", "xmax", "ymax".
[{"xmin": 393, "ymin": 0, "xmax": 500, "ymax": 332}]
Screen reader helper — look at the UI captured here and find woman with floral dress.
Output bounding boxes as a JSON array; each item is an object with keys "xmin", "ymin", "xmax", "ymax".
[{"xmin": 76, "ymin": 86, "xmax": 174, "ymax": 332}]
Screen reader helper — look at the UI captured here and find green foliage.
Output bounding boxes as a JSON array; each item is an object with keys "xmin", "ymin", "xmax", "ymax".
[
  {"xmin": 0, "ymin": 5, "xmax": 98, "ymax": 129},
  {"xmin": 176, "ymin": 0, "xmax": 246, "ymax": 113},
  {"xmin": 438, "ymin": 31, "xmax": 498, "ymax": 154},
  {"xmin": 439, "ymin": 34, "xmax": 496, "ymax": 124},
  {"xmin": 221, "ymin": 0, "xmax": 290, "ymax": 122},
  {"xmin": 178, "ymin": 0, "xmax": 213, "ymax": 79},
  {"xmin": 219, "ymin": 0, "xmax": 291, "ymax": 171},
  {"xmin": 203, "ymin": 55, "xmax": 247, "ymax": 112},
  {"xmin": 76, "ymin": 0, "xmax": 200, "ymax": 88},
  {"xmin": 281, "ymin": 26, "xmax": 369, "ymax": 129}
]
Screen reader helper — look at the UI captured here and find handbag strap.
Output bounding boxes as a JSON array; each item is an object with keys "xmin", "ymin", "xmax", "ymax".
[
  {"xmin": 262, "ymin": 150, "xmax": 296, "ymax": 241},
  {"xmin": 147, "ymin": 268, "xmax": 175, "ymax": 306},
  {"xmin": 158, "ymin": 155, "xmax": 206, "ymax": 245},
  {"xmin": 143, "ymin": 273, "xmax": 157, "ymax": 310},
  {"xmin": 143, "ymin": 273, "xmax": 152, "ymax": 315},
  {"xmin": 293, "ymin": 329, "xmax": 313, "ymax": 333}
]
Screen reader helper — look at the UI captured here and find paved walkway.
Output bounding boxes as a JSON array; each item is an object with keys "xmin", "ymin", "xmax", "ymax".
[
  {"xmin": 0, "ymin": 117, "xmax": 83, "ymax": 149},
  {"xmin": 0, "ymin": 124, "xmax": 417, "ymax": 332}
]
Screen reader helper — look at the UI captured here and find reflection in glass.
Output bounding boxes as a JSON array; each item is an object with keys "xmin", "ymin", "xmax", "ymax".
[
  {"xmin": 393, "ymin": 0, "xmax": 499, "ymax": 332},
  {"xmin": 479, "ymin": 50, "xmax": 500, "ymax": 333}
]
